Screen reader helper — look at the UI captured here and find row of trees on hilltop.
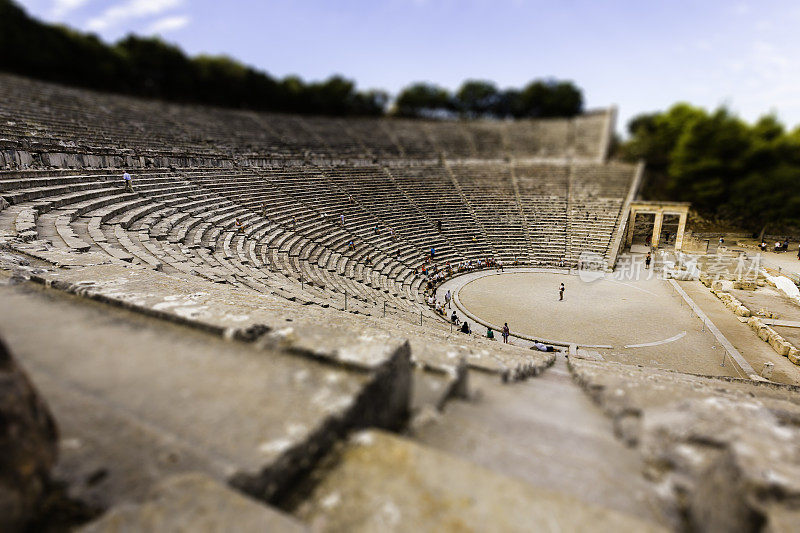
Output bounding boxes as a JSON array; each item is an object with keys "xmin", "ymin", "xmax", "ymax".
[
  {"xmin": 0, "ymin": 0, "xmax": 387, "ymax": 116},
  {"xmin": 0, "ymin": 0, "xmax": 584, "ymax": 120},
  {"xmin": 394, "ymin": 80, "xmax": 583, "ymax": 119},
  {"xmin": 621, "ymin": 104, "xmax": 800, "ymax": 237}
]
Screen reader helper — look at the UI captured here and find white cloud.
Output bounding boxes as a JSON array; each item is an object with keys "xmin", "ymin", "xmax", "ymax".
[
  {"xmin": 51, "ymin": 0, "xmax": 91, "ymax": 18},
  {"xmin": 146, "ymin": 14, "xmax": 189, "ymax": 34},
  {"xmin": 87, "ymin": 0, "xmax": 183, "ymax": 31}
]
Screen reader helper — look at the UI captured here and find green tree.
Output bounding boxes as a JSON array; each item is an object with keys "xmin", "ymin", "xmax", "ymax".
[
  {"xmin": 519, "ymin": 80, "xmax": 583, "ymax": 118},
  {"xmin": 393, "ymin": 83, "xmax": 454, "ymax": 118},
  {"xmin": 622, "ymin": 104, "xmax": 800, "ymax": 235},
  {"xmin": 455, "ymin": 80, "xmax": 499, "ymax": 117}
]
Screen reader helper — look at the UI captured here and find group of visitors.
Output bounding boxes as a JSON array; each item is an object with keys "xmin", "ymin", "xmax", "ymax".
[{"xmin": 762, "ymin": 238, "xmax": 792, "ymax": 253}]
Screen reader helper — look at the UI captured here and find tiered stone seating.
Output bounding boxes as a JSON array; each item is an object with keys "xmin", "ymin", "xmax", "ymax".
[
  {"xmin": 449, "ymin": 163, "xmax": 531, "ymax": 264},
  {"xmin": 515, "ymin": 163, "xmax": 569, "ymax": 265},
  {"xmin": 505, "ymin": 118, "xmax": 570, "ymax": 159},
  {"xmin": 0, "ymin": 73, "xmax": 638, "ymax": 295},
  {"xmin": 573, "ymin": 110, "xmax": 613, "ymax": 160},
  {"xmin": 0, "ymin": 74, "xmax": 615, "ymax": 169},
  {"xmin": 387, "ymin": 162, "xmax": 494, "ymax": 260},
  {"xmin": 567, "ymin": 163, "xmax": 632, "ymax": 264}
]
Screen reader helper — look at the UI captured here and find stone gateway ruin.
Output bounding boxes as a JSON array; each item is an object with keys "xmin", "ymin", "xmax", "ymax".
[{"xmin": 2, "ymin": 74, "xmax": 800, "ymax": 532}]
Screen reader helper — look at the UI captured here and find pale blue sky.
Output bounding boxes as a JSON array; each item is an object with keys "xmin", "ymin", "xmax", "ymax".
[{"xmin": 15, "ymin": 0, "xmax": 800, "ymax": 132}]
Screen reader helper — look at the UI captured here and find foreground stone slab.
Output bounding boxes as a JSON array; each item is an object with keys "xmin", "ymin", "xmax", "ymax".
[
  {"xmin": 0, "ymin": 284, "xmax": 411, "ymax": 511},
  {"xmin": 0, "ymin": 337, "xmax": 59, "ymax": 532},
  {"xmin": 295, "ymin": 430, "xmax": 666, "ymax": 532},
  {"xmin": 80, "ymin": 473, "xmax": 306, "ymax": 533},
  {"xmin": 569, "ymin": 358, "xmax": 800, "ymax": 532}
]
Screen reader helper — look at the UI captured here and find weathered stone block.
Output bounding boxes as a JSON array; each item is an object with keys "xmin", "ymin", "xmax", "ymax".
[
  {"xmin": 733, "ymin": 280, "xmax": 757, "ymax": 291},
  {"xmin": 296, "ymin": 430, "xmax": 664, "ymax": 532},
  {"xmin": 0, "ymin": 338, "xmax": 58, "ymax": 532},
  {"xmin": 79, "ymin": 473, "xmax": 306, "ymax": 532},
  {"xmin": 771, "ymin": 339, "xmax": 791, "ymax": 357}
]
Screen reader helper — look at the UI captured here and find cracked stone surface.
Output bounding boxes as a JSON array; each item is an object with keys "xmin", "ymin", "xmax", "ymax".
[
  {"xmin": 295, "ymin": 429, "xmax": 667, "ymax": 532},
  {"xmin": 0, "ymin": 283, "xmax": 410, "ymax": 510},
  {"xmin": 569, "ymin": 358, "xmax": 800, "ymax": 532}
]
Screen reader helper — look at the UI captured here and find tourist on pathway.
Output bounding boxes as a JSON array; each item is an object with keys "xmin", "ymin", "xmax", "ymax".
[
  {"xmin": 486, "ymin": 327, "xmax": 495, "ymax": 340},
  {"xmin": 445, "ymin": 290, "xmax": 451, "ymax": 308},
  {"xmin": 340, "ymin": 214, "xmax": 345, "ymax": 226},
  {"xmin": 559, "ymin": 283, "xmax": 565, "ymax": 301},
  {"xmin": 235, "ymin": 218, "xmax": 244, "ymax": 233},
  {"xmin": 645, "ymin": 252, "xmax": 652, "ymax": 270},
  {"xmin": 502, "ymin": 323, "xmax": 510, "ymax": 343},
  {"xmin": 460, "ymin": 321, "xmax": 471, "ymax": 334},
  {"xmin": 451, "ymin": 311, "xmax": 460, "ymax": 326},
  {"xmin": 123, "ymin": 171, "xmax": 134, "ymax": 193}
]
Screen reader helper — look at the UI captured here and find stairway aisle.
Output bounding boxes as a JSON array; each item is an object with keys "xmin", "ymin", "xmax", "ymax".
[{"xmin": 411, "ymin": 356, "xmax": 672, "ymax": 529}]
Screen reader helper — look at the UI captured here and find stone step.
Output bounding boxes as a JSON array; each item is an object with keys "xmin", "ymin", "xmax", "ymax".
[
  {"xmin": 1, "ymin": 283, "xmax": 411, "ymax": 512},
  {"xmin": 294, "ymin": 429, "xmax": 666, "ymax": 532},
  {"xmin": 79, "ymin": 473, "xmax": 306, "ymax": 533},
  {"xmin": 569, "ymin": 357, "xmax": 800, "ymax": 531},
  {"xmin": 413, "ymin": 361, "xmax": 670, "ymax": 526}
]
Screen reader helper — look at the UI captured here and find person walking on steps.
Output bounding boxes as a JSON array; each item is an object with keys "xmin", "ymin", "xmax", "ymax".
[
  {"xmin": 123, "ymin": 171, "xmax": 134, "ymax": 193},
  {"xmin": 645, "ymin": 252, "xmax": 652, "ymax": 270},
  {"xmin": 559, "ymin": 283, "xmax": 565, "ymax": 301},
  {"xmin": 502, "ymin": 323, "xmax": 510, "ymax": 344}
]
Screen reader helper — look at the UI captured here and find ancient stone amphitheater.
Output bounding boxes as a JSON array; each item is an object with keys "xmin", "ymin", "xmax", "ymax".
[{"xmin": 1, "ymin": 73, "xmax": 798, "ymax": 532}]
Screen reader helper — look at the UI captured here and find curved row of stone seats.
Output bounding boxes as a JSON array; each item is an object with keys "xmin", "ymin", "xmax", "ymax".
[
  {"xmin": 1, "ymin": 159, "xmax": 633, "ymax": 297},
  {"xmin": 2, "ymin": 156, "xmax": 634, "ymax": 302},
  {"xmin": 386, "ymin": 162, "xmax": 495, "ymax": 261},
  {"xmin": 198, "ymin": 207, "xmax": 421, "ymax": 315},
  {"xmin": 320, "ymin": 165, "xmax": 461, "ymax": 261},
  {"xmin": 184, "ymin": 167, "xmax": 433, "ymax": 299},
  {"xmin": 515, "ymin": 164, "xmax": 569, "ymax": 265},
  {"xmin": 3, "ymin": 160, "xmax": 629, "ymax": 285},
  {"xmin": 573, "ymin": 111, "xmax": 613, "ymax": 161},
  {"xmin": 0, "ymin": 169, "xmax": 332, "ymax": 303},
  {"xmin": 566, "ymin": 163, "xmax": 631, "ymax": 264},
  {"xmin": 450, "ymin": 163, "xmax": 531, "ymax": 264},
  {"xmin": 505, "ymin": 118, "xmax": 569, "ymax": 159},
  {"xmin": 0, "ymin": 74, "xmax": 613, "ymax": 167}
]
